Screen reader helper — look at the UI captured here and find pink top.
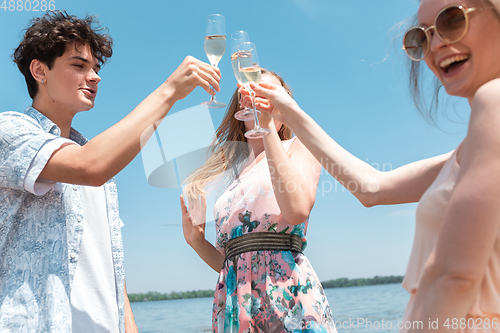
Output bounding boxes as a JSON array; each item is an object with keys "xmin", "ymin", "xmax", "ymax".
[
  {"xmin": 402, "ymin": 146, "xmax": 500, "ymax": 330},
  {"xmin": 213, "ymin": 137, "xmax": 306, "ymax": 253}
]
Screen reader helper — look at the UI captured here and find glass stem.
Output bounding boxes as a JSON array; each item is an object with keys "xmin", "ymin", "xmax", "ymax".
[{"xmin": 251, "ymin": 91, "xmax": 262, "ymax": 130}]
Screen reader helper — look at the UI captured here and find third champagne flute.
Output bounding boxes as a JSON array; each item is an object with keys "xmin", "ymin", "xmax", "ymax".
[
  {"xmin": 230, "ymin": 31, "xmax": 253, "ymax": 121},
  {"xmin": 238, "ymin": 42, "xmax": 270, "ymax": 139},
  {"xmin": 202, "ymin": 14, "xmax": 226, "ymax": 108}
]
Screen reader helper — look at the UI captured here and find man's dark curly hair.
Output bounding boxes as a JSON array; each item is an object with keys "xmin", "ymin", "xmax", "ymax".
[{"xmin": 13, "ymin": 10, "xmax": 113, "ymax": 99}]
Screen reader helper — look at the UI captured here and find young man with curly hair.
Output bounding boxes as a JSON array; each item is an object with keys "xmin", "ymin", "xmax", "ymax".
[{"xmin": 0, "ymin": 11, "xmax": 220, "ymax": 333}]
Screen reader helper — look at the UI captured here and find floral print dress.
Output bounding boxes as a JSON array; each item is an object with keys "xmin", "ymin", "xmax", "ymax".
[{"xmin": 212, "ymin": 138, "xmax": 337, "ymax": 333}]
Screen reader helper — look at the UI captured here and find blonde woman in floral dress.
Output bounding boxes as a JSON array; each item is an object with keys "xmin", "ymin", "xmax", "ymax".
[{"xmin": 181, "ymin": 70, "xmax": 337, "ymax": 333}]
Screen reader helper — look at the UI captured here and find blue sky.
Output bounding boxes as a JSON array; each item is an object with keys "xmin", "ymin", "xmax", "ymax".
[{"xmin": 0, "ymin": 0, "xmax": 471, "ymax": 294}]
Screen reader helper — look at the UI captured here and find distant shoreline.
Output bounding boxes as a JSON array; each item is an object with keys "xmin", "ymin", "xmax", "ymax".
[
  {"xmin": 128, "ymin": 275, "xmax": 404, "ymax": 303},
  {"xmin": 321, "ymin": 275, "xmax": 403, "ymax": 289}
]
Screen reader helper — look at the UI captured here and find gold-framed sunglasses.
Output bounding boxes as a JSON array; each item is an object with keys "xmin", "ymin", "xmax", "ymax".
[{"xmin": 403, "ymin": 4, "xmax": 479, "ymax": 61}]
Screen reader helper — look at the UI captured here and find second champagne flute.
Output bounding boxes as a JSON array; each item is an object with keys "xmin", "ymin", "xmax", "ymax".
[
  {"xmin": 238, "ymin": 42, "xmax": 270, "ymax": 139},
  {"xmin": 230, "ymin": 31, "xmax": 253, "ymax": 121},
  {"xmin": 202, "ymin": 14, "xmax": 226, "ymax": 108}
]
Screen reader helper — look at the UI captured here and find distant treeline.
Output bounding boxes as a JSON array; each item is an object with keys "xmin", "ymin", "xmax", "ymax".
[
  {"xmin": 128, "ymin": 275, "xmax": 404, "ymax": 303},
  {"xmin": 321, "ymin": 275, "xmax": 403, "ymax": 289},
  {"xmin": 128, "ymin": 289, "xmax": 215, "ymax": 303}
]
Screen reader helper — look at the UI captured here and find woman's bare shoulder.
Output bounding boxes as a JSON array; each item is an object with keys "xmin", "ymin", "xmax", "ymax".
[{"xmin": 473, "ymin": 78, "xmax": 500, "ymax": 110}]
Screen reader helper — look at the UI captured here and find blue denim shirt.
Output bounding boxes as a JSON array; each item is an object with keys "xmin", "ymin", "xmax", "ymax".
[{"xmin": 0, "ymin": 107, "xmax": 125, "ymax": 332}]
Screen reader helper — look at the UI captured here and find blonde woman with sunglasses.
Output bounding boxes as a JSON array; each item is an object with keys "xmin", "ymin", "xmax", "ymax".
[{"xmin": 242, "ymin": 0, "xmax": 500, "ymax": 332}]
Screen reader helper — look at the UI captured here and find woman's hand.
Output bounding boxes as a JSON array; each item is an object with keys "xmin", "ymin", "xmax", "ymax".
[
  {"xmin": 255, "ymin": 97, "xmax": 275, "ymax": 130},
  {"xmin": 249, "ymin": 82, "xmax": 300, "ymax": 126},
  {"xmin": 239, "ymin": 84, "xmax": 275, "ymax": 111},
  {"xmin": 238, "ymin": 85, "xmax": 281, "ymax": 130},
  {"xmin": 180, "ymin": 194, "xmax": 207, "ymax": 248}
]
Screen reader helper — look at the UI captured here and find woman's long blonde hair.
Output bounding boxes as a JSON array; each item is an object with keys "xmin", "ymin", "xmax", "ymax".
[{"xmin": 183, "ymin": 69, "xmax": 293, "ymax": 202}]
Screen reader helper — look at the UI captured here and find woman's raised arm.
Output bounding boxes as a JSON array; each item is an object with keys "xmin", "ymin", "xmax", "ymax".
[
  {"xmin": 249, "ymin": 81, "xmax": 452, "ymax": 207},
  {"xmin": 259, "ymin": 110, "xmax": 321, "ymax": 225}
]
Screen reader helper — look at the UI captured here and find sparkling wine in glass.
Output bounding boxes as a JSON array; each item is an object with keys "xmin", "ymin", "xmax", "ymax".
[
  {"xmin": 238, "ymin": 42, "xmax": 270, "ymax": 139},
  {"xmin": 230, "ymin": 31, "xmax": 253, "ymax": 121},
  {"xmin": 202, "ymin": 14, "xmax": 226, "ymax": 108}
]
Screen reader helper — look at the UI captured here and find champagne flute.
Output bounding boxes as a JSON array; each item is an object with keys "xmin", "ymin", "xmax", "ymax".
[
  {"xmin": 202, "ymin": 14, "xmax": 226, "ymax": 108},
  {"xmin": 238, "ymin": 42, "xmax": 270, "ymax": 139},
  {"xmin": 230, "ymin": 31, "xmax": 253, "ymax": 121}
]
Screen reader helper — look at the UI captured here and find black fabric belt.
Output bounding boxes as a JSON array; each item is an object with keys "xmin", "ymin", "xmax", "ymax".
[{"xmin": 224, "ymin": 232, "xmax": 303, "ymax": 261}]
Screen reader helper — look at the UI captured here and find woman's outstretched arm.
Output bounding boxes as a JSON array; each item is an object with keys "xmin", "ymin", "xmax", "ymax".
[
  {"xmin": 180, "ymin": 195, "xmax": 224, "ymax": 272},
  {"xmin": 249, "ymin": 82, "xmax": 452, "ymax": 207}
]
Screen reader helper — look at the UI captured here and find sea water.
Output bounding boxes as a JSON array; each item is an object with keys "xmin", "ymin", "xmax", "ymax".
[{"xmin": 131, "ymin": 283, "xmax": 410, "ymax": 333}]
